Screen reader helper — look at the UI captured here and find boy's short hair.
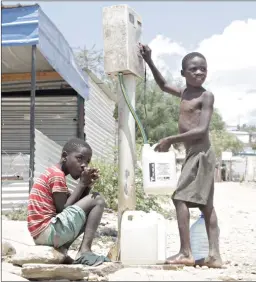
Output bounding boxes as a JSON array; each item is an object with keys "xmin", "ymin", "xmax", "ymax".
[
  {"xmin": 182, "ymin": 52, "xmax": 206, "ymax": 70},
  {"xmin": 62, "ymin": 138, "xmax": 92, "ymax": 154}
]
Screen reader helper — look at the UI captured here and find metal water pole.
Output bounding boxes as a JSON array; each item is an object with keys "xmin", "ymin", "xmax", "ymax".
[
  {"xmin": 118, "ymin": 74, "xmax": 137, "ymax": 209},
  {"xmin": 115, "ymin": 74, "xmax": 137, "ymax": 259},
  {"xmin": 29, "ymin": 45, "xmax": 36, "ymax": 192}
]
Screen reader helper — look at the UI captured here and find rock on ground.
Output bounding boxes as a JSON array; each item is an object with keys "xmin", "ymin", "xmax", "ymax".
[
  {"xmin": 10, "ymin": 245, "xmax": 66, "ymax": 266},
  {"xmin": 21, "ymin": 262, "xmax": 122, "ymax": 280},
  {"xmin": 2, "ymin": 240, "xmax": 16, "ymax": 256}
]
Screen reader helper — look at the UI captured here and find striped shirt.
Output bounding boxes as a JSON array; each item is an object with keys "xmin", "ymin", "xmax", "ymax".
[{"xmin": 27, "ymin": 165, "xmax": 69, "ymax": 238}]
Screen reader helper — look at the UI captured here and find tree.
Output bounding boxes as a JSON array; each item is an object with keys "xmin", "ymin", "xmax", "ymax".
[
  {"xmin": 135, "ymin": 80, "xmax": 180, "ymax": 144},
  {"xmin": 74, "ymin": 45, "xmax": 118, "ymax": 102},
  {"xmin": 74, "ymin": 45, "xmax": 105, "ymax": 78},
  {"xmin": 210, "ymin": 109, "xmax": 225, "ymax": 131}
]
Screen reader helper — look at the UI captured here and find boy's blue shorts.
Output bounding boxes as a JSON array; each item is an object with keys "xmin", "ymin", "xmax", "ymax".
[{"xmin": 34, "ymin": 205, "xmax": 86, "ymax": 248}]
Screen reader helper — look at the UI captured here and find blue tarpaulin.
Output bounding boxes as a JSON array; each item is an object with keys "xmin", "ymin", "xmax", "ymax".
[{"xmin": 2, "ymin": 4, "xmax": 89, "ymax": 100}]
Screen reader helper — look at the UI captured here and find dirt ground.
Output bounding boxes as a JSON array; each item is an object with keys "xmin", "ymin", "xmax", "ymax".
[
  {"xmin": 109, "ymin": 182, "xmax": 256, "ymax": 281},
  {"xmin": 2, "ymin": 182, "xmax": 256, "ymax": 281}
]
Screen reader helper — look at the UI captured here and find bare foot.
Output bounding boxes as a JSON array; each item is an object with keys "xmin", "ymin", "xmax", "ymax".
[
  {"xmin": 195, "ymin": 255, "xmax": 223, "ymax": 268},
  {"xmin": 166, "ymin": 253, "xmax": 195, "ymax": 266}
]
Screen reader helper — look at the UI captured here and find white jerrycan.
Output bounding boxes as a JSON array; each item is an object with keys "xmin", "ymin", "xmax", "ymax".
[
  {"xmin": 142, "ymin": 143, "xmax": 177, "ymax": 195},
  {"xmin": 120, "ymin": 210, "xmax": 167, "ymax": 265}
]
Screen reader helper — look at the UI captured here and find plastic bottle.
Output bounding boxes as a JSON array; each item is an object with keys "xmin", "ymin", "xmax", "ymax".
[
  {"xmin": 190, "ymin": 213, "xmax": 209, "ymax": 261},
  {"xmin": 142, "ymin": 143, "xmax": 177, "ymax": 195}
]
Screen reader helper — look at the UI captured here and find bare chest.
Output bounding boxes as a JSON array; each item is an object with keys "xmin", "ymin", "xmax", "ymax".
[
  {"xmin": 178, "ymin": 97, "xmax": 202, "ymax": 132},
  {"xmin": 180, "ymin": 98, "xmax": 202, "ymax": 114}
]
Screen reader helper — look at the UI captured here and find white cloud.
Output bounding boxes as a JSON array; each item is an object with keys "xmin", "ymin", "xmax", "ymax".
[
  {"xmin": 148, "ymin": 35, "xmax": 187, "ymax": 77},
  {"xmin": 148, "ymin": 19, "xmax": 256, "ymax": 125}
]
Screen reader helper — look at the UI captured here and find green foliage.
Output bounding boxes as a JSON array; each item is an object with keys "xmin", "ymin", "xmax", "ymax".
[
  {"xmin": 209, "ymin": 109, "xmax": 244, "ymax": 157},
  {"xmin": 135, "ymin": 80, "xmax": 180, "ymax": 144},
  {"xmin": 91, "ymin": 159, "xmax": 119, "ymax": 211},
  {"xmin": 3, "ymin": 205, "xmax": 27, "ymax": 221},
  {"xmin": 210, "ymin": 109, "xmax": 225, "ymax": 131}
]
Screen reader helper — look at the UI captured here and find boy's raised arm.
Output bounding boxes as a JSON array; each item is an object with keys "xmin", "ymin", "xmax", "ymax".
[{"xmin": 139, "ymin": 44, "xmax": 182, "ymax": 98}]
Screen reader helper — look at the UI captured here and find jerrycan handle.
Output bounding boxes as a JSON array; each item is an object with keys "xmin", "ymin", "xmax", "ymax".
[
  {"xmin": 122, "ymin": 211, "xmax": 145, "ymax": 224},
  {"xmin": 151, "ymin": 143, "xmax": 175, "ymax": 152}
]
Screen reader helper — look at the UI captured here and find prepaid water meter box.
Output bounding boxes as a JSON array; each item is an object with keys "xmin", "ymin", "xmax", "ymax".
[{"xmin": 103, "ymin": 5, "xmax": 144, "ymax": 78}]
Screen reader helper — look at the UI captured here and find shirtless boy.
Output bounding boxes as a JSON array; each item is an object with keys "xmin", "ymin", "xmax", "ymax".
[{"xmin": 140, "ymin": 44, "xmax": 222, "ymax": 268}]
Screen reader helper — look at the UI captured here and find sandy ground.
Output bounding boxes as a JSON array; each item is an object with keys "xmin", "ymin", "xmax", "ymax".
[
  {"xmin": 108, "ymin": 182, "xmax": 256, "ymax": 281},
  {"xmin": 2, "ymin": 182, "xmax": 256, "ymax": 281}
]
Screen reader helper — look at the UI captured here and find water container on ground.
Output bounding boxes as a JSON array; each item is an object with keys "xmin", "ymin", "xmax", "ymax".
[
  {"xmin": 120, "ymin": 210, "xmax": 167, "ymax": 265},
  {"xmin": 142, "ymin": 144, "xmax": 177, "ymax": 195},
  {"xmin": 190, "ymin": 213, "xmax": 209, "ymax": 260}
]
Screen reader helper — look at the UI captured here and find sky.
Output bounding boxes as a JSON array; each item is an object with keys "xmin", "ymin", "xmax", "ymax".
[{"xmin": 5, "ymin": 1, "xmax": 256, "ymax": 126}]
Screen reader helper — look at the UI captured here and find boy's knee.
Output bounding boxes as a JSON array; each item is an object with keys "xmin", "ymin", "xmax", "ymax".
[
  {"xmin": 172, "ymin": 199, "xmax": 182, "ymax": 207},
  {"xmin": 95, "ymin": 194, "xmax": 106, "ymax": 208},
  {"xmin": 199, "ymin": 204, "xmax": 214, "ymax": 215}
]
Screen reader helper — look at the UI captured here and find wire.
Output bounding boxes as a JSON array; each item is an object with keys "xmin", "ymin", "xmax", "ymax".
[
  {"xmin": 118, "ymin": 72, "xmax": 148, "ymax": 144},
  {"xmin": 143, "ymin": 65, "xmax": 148, "ymax": 138}
]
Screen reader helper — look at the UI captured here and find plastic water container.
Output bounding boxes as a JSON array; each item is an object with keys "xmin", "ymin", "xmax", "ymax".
[
  {"xmin": 120, "ymin": 210, "xmax": 167, "ymax": 265},
  {"xmin": 142, "ymin": 143, "xmax": 177, "ymax": 195},
  {"xmin": 190, "ymin": 214, "xmax": 209, "ymax": 260}
]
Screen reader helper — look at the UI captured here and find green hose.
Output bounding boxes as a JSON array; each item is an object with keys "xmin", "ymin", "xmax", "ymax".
[{"xmin": 118, "ymin": 72, "xmax": 148, "ymax": 144}]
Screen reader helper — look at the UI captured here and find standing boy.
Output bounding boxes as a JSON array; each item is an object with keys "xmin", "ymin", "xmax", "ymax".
[{"xmin": 140, "ymin": 44, "xmax": 222, "ymax": 268}]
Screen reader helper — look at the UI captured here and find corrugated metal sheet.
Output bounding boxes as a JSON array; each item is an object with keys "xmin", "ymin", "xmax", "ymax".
[
  {"xmin": 1, "ymin": 129, "xmax": 79, "ymax": 211},
  {"xmin": 2, "ymin": 181, "xmax": 29, "ymax": 211},
  {"xmin": 2, "ymin": 93, "xmax": 78, "ymax": 154},
  {"xmin": 85, "ymin": 76, "xmax": 117, "ymax": 161},
  {"xmin": 1, "ymin": 80, "xmax": 70, "ymax": 92}
]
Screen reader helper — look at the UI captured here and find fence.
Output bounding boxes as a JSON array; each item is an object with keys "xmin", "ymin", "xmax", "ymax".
[{"xmin": 2, "ymin": 151, "xmax": 31, "ymax": 211}]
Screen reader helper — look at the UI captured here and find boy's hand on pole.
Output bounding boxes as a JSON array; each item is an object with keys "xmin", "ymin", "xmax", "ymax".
[{"xmin": 139, "ymin": 43, "xmax": 152, "ymax": 64}]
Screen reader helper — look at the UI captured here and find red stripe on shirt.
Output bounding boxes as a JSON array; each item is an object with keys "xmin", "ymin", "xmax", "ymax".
[{"xmin": 27, "ymin": 165, "xmax": 68, "ymax": 238}]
